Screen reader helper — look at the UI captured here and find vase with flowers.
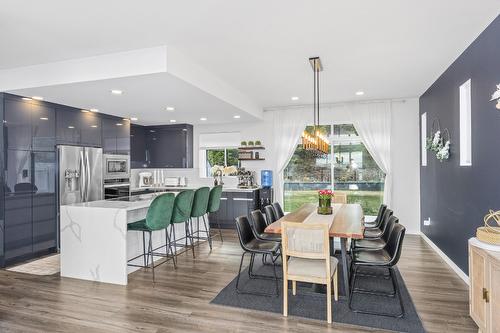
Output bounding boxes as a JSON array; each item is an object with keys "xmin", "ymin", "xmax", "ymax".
[{"xmin": 318, "ymin": 189, "xmax": 333, "ymax": 215}]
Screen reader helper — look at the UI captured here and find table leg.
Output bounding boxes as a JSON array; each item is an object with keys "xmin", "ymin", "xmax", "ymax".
[{"xmin": 340, "ymin": 237, "xmax": 350, "ymax": 300}]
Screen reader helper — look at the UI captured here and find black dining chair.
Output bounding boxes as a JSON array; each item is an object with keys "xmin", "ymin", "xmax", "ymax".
[
  {"xmin": 235, "ymin": 216, "xmax": 280, "ymax": 297},
  {"xmin": 264, "ymin": 205, "xmax": 278, "ymax": 226},
  {"xmin": 364, "ymin": 208, "xmax": 393, "ymax": 238},
  {"xmin": 353, "ymin": 215, "xmax": 398, "ymax": 251},
  {"xmin": 272, "ymin": 202, "xmax": 285, "ymax": 219},
  {"xmin": 364, "ymin": 204, "xmax": 387, "ymax": 228},
  {"xmin": 250, "ymin": 210, "xmax": 281, "ymax": 242},
  {"xmin": 349, "ymin": 223, "xmax": 406, "ymax": 317}
]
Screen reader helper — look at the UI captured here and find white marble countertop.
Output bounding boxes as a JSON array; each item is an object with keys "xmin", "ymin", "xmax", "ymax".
[
  {"xmin": 130, "ymin": 185, "xmax": 260, "ymax": 193},
  {"xmin": 62, "ymin": 192, "xmax": 176, "ymax": 211}
]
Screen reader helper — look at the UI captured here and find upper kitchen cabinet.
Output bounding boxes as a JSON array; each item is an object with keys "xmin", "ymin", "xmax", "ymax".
[
  {"xmin": 4, "ymin": 97, "xmax": 32, "ymax": 150},
  {"xmin": 102, "ymin": 116, "xmax": 130, "ymax": 155},
  {"xmin": 130, "ymin": 124, "xmax": 148, "ymax": 168},
  {"xmin": 141, "ymin": 124, "xmax": 193, "ymax": 168},
  {"xmin": 4, "ymin": 96, "xmax": 56, "ymax": 151},
  {"xmin": 56, "ymin": 107, "xmax": 102, "ymax": 147}
]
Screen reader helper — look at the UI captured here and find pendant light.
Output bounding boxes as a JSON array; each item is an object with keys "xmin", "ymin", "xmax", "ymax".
[{"xmin": 301, "ymin": 57, "xmax": 330, "ymax": 156}]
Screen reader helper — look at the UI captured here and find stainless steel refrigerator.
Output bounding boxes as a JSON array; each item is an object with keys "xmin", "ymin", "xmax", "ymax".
[{"xmin": 58, "ymin": 145, "xmax": 103, "ymax": 206}]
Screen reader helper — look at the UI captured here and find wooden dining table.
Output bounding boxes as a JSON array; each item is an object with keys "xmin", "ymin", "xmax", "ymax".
[{"xmin": 265, "ymin": 202, "xmax": 365, "ymax": 300}]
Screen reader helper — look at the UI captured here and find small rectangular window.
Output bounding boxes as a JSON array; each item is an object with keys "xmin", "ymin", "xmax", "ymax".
[
  {"xmin": 421, "ymin": 112, "xmax": 427, "ymax": 166},
  {"xmin": 459, "ymin": 79, "xmax": 472, "ymax": 166}
]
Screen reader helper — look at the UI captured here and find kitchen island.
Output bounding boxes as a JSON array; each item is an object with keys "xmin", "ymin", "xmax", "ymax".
[{"xmin": 60, "ymin": 192, "xmax": 196, "ymax": 285}]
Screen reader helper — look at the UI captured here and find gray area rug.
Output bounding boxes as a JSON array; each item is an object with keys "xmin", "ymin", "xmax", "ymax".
[{"xmin": 211, "ymin": 255, "xmax": 426, "ymax": 332}]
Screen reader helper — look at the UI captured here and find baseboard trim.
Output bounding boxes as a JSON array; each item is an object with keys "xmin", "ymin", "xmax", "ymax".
[{"xmin": 419, "ymin": 232, "xmax": 470, "ymax": 285}]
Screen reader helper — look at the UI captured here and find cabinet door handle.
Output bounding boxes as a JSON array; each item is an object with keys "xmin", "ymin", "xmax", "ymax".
[
  {"xmin": 233, "ymin": 198, "xmax": 253, "ymax": 201},
  {"xmin": 483, "ymin": 288, "xmax": 489, "ymax": 303}
]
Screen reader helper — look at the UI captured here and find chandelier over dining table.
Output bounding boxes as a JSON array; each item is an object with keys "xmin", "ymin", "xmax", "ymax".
[{"xmin": 301, "ymin": 57, "xmax": 330, "ymax": 156}]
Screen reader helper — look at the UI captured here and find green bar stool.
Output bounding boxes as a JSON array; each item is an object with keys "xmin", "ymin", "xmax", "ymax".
[
  {"xmin": 170, "ymin": 189, "xmax": 196, "ymax": 262},
  {"xmin": 127, "ymin": 193, "xmax": 175, "ymax": 282},
  {"xmin": 207, "ymin": 185, "xmax": 224, "ymax": 243},
  {"xmin": 190, "ymin": 187, "xmax": 212, "ymax": 250}
]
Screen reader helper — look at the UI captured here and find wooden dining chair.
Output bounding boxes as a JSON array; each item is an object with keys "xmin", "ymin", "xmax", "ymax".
[
  {"xmin": 281, "ymin": 222, "xmax": 338, "ymax": 323},
  {"xmin": 333, "ymin": 192, "xmax": 347, "ymax": 204}
]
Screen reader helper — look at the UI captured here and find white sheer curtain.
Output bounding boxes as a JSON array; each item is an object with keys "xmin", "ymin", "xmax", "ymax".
[
  {"xmin": 348, "ymin": 102, "xmax": 393, "ymax": 206},
  {"xmin": 271, "ymin": 108, "xmax": 310, "ymax": 205}
]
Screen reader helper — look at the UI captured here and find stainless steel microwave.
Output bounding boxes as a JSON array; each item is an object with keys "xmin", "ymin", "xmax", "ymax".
[{"xmin": 103, "ymin": 154, "xmax": 130, "ymax": 180}]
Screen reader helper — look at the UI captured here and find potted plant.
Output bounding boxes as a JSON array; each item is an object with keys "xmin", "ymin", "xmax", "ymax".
[
  {"xmin": 240, "ymin": 141, "xmax": 247, "ymax": 146},
  {"xmin": 255, "ymin": 140, "xmax": 262, "ymax": 146},
  {"xmin": 318, "ymin": 189, "xmax": 333, "ymax": 215},
  {"xmin": 248, "ymin": 141, "xmax": 255, "ymax": 147}
]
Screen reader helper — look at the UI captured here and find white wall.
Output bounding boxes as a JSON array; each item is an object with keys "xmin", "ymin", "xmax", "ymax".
[{"xmin": 390, "ymin": 98, "xmax": 420, "ymax": 234}]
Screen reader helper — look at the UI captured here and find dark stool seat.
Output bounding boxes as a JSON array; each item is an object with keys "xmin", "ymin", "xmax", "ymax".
[
  {"xmin": 246, "ymin": 238, "xmax": 281, "ymax": 254},
  {"xmin": 352, "ymin": 248, "xmax": 391, "ymax": 264},
  {"xmin": 258, "ymin": 232, "xmax": 282, "ymax": 242},
  {"xmin": 353, "ymin": 238, "xmax": 386, "ymax": 250}
]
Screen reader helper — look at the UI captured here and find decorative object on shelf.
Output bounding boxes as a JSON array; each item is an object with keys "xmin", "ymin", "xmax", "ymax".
[
  {"xmin": 490, "ymin": 84, "xmax": 500, "ymax": 110},
  {"xmin": 477, "ymin": 209, "xmax": 500, "ymax": 245},
  {"xmin": 317, "ymin": 189, "xmax": 333, "ymax": 215},
  {"xmin": 241, "ymin": 141, "xmax": 247, "ymax": 146},
  {"xmin": 255, "ymin": 140, "xmax": 262, "ymax": 146},
  {"xmin": 247, "ymin": 141, "xmax": 255, "ymax": 147},
  {"xmin": 224, "ymin": 165, "xmax": 238, "ymax": 176},
  {"xmin": 213, "ymin": 168, "xmax": 224, "ymax": 186},
  {"xmin": 238, "ymin": 151, "xmax": 253, "ymax": 160},
  {"xmin": 255, "ymin": 152, "xmax": 259, "ymax": 159},
  {"xmin": 301, "ymin": 57, "xmax": 330, "ymax": 157}
]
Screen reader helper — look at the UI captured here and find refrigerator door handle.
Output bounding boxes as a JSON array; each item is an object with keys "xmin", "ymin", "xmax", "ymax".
[
  {"xmin": 80, "ymin": 150, "xmax": 86, "ymax": 201},
  {"xmin": 85, "ymin": 150, "xmax": 91, "ymax": 202}
]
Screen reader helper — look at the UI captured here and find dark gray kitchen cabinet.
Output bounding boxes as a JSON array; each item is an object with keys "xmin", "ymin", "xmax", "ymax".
[
  {"xmin": 32, "ymin": 151, "xmax": 57, "ymax": 253},
  {"xmin": 102, "ymin": 116, "xmax": 130, "ymax": 155},
  {"xmin": 132, "ymin": 124, "xmax": 193, "ymax": 168},
  {"xmin": 209, "ymin": 190, "xmax": 259, "ymax": 229},
  {"xmin": 4, "ymin": 98, "xmax": 32, "ymax": 150},
  {"xmin": 130, "ymin": 124, "xmax": 148, "ymax": 168},
  {"xmin": 32, "ymin": 102, "xmax": 56, "ymax": 151},
  {"xmin": 57, "ymin": 107, "xmax": 102, "ymax": 147},
  {"xmin": 4, "ymin": 150, "xmax": 33, "ymax": 261}
]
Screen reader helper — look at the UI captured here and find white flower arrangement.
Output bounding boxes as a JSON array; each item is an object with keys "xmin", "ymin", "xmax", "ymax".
[
  {"xmin": 426, "ymin": 130, "xmax": 442, "ymax": 152},
  {"xmin": 436, "ymin": 140, "xmax": 450, "ymax": 161}
]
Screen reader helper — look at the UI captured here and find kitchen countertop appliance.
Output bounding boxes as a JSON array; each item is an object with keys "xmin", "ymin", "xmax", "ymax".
[
  {"xmin": 103, "ymin": 154, "xmax": 130, "ymax": 180},
  {"xmin": 139, "ymin": 172, "xmax": 154, "ymax": 188}
]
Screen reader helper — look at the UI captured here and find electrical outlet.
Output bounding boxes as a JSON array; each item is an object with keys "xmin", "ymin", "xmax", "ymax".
[{"xmin": 423, "ymin": 218, "xmax": 431, "ymax": 226}]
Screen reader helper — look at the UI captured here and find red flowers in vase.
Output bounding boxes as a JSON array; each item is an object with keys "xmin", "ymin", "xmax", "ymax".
[{"xmin": 318, "ymin": 189, "xmax": 333, "ymax": 199}]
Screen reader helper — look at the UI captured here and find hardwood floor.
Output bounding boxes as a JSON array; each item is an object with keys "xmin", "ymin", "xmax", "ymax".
[{"xmin": 0, "ymin": 232, "xmax": 477, "ymax": 333}]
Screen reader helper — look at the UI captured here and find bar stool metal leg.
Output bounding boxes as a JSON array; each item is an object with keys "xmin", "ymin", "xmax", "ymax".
[{"xmin": 202, "ymin": 215, "xmax": 213, "ymax": 250}]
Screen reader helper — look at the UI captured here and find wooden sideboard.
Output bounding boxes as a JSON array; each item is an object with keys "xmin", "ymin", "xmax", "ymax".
[{"xmin": 469, "ymin": 238, "xmax": 500, "ymax": 333}]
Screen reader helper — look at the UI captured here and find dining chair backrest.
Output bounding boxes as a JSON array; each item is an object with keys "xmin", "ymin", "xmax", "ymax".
[
  {"xmin": 171, "ymin": 190, "xmax": 195, "ymax": 224},
  {"xmin": 379, "ymin": 208, "xmax": 394, "ymax": 232},
  {"xmin": 235, "ymin": 216, "xmax": 256, "ymax": 251},
  {"xmin": 264, "ymin": 205, "xmax": 278, "ymax": 225},
  {"xmin": 382, "ymin": 215, "xmax": 399, "ymax": 243},
  {"xmin": 191, "ymin": 187, "xmax": 210, "ymax": 218},
  {"xmin": 281, "ymin": 222, "xmax": 330, "ymax": 260},
  {"xmin": 386, "ymin": 223, "xmax": 406, "ymax": 266},
  {"xmin": 145, "ymin": 193, "xmax": 175, "ymax": 231},
  {"xmin": 207, "ymin": 185, "xmax": 223, "ymax": 213},
  {"xmin": 333, "ymin": 192, "xmax": 347, "ymax": 204},
  {"xmin": 250, "ymin": 209, "xmax": 268, "ymax": 235},
  {"xmin": 375, "ymin": 204, "xmax": 388, "ymax": 226},
  {"xmin": 272, "ymin": 202, "xmax": 285, "ymax": 219}
]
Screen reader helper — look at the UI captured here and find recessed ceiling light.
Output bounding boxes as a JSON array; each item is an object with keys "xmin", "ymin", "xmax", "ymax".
[
  {"xmin": 116, "ymin": 123, "xmax": 123, "ymax": 126},
  {"xmin": 166, "ymin": 106, "xmax": 175, "ymax": 111},
  {"xmin": 91, "ymin": 125, "xmax": 98, "ymax": 128},
  {"xmin": 170, "ymin": 119, "xmax": 177, "ymax": 123},
  {"xmin": 200, "ymin": 117, "xmax": 207, "ymax": 121},
  {"xmin": 233, "ymin": 115, "xmax": 241, "ymax": 119},
  {"xmin": 39, "ymin": 117, "xmax": 49, "ymax": 121},
  {"xmin": 122, "ymin": 118, "xmax": 129, "ymax": 121},
  {"xmin": 355, "ymin": 91, "xmax": 364, "ymax": 96},
  {"xmin": 111, "ymin": 90, "xmax": 123, "ymax": 95},
  {"xmin": 149, "ymin": 130, "xmax": 155, "ymax": 133},
  {"xmin": 68, "ymin": 126, "xmax": 75, "ymax": 129},
  {"xmin": 22, "ymin": 97, "xmax": 32, "ymax": 101},
  {"xmin": 81, "ymin": 109, "xmax": 90, "ymax": 113},
  {"xmin": 291, "ymin": 96, "xmax": 299, "ymax": 101},
  {"xmin": 32, "ymin": 96, "xmax": 44, "ymax": 101},
  {"xmin": 89, "ymin": 108, "xmax": 99, "ymax": 112},
  {"xmin": 130, "ymin": 117, "xmax": 138, "ymax": 121}
]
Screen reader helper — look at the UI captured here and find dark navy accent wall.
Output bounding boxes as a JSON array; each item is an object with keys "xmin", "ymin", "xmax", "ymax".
[{"xmin": 420, "ymin": 15, "xmax": 500, "ymax": 273}]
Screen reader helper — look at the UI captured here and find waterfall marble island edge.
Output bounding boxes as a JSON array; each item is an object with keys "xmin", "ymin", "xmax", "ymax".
[{"xmin": 59, "ymin": 192, "xmax": 195, "ymax": 285}]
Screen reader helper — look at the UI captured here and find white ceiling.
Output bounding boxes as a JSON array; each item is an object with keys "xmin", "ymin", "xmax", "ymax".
[
  {"xmin": 10, "ymin": 73, "xmax": 254, "ymax": 125},
  {"xmin": 1, "ymin": 1, "xmax": 499, "ymax": 118}
]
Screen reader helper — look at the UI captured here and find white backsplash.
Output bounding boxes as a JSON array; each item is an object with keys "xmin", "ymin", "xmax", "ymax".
[{"xmin": 130, "ymin": 168, "xmax": 239, "ymax": 189}]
